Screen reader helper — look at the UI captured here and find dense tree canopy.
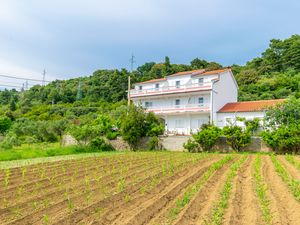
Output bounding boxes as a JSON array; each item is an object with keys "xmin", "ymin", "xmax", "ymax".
[{"xmin": 0, "ymin": 34, "xmax": 299, "ymax": 119}]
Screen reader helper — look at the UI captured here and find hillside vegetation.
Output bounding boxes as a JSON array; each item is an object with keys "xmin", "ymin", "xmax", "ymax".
[{"xmin": 0, "ymin": 35, "xmax": 299, "ymax": 154}]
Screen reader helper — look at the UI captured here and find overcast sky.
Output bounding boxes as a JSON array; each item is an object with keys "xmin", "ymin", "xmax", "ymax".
[{"xmin": 0, "ymin": 0, "xmax": 299, "ymax": 85}]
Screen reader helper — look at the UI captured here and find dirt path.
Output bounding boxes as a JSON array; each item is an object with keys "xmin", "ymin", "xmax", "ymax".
[
  {"xmin": 169, "ymin": 157, "xmax": 238, "ymax": 225},
  {"xmin": 222, "ymin": 155, "xmax": 262, "ymax": 225},
  {"xmin": 262, "ymin": 155, "xmax": 300, "ymax": 225}
]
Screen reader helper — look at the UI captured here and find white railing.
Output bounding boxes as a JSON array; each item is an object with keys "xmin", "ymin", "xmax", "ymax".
[
  {"xmin": 130, "ymin": 82, "xmax": 212, "ymax": 97},
  {"xmin": 146, "ymin": 104, "xmax": 210, "ymax": 114}
]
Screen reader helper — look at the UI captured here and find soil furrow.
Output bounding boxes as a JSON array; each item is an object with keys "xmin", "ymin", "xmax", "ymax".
[
  {"xmin": 222, "ymin": 155, "xmax": 262, "ymax": 225},
  {"xmin": 90, "ymin": 156, "xmax": 222, "ymax": 225},
  {"xmin": 277, "ymin": 156, "xmax": 300, "ymax": 180},
  {"xmin": 262, "ymin": 155, "xmax": 300, "ymax": 225},
  {"xmin": 172, "ymin": 157, "xmax": 238, "ymax": 225},
  {"xmin": 7, "ymin": 155, "xmax": 201, "ymax": 225}
]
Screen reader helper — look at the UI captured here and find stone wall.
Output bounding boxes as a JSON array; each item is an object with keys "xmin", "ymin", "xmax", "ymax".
[
  {"xmin": 61, "ymin": 134, "xmax": 271, "ymax": 152},
  {"xmin": 158, "ymin": 135, "xmax": 271, "ymax": 152},
  {"xmin": 214, "ymin": 136, "xmax": 271, "ymax": 152},
  {"xmin": 159, "ymin": 136, "xmax": 190, "ymax": 151}
]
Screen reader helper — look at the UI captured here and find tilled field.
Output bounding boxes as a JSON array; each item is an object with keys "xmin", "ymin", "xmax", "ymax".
[{"xmin": 1, "ymin": 152, "xmax": 300, "ymax": 225}]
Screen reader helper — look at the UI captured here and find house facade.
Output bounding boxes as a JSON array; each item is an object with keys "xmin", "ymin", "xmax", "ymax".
[
  {"xmin": 216, "ymin": 99, "xmax": 286, "ymax": 128},
  {"xmin": 129, "ymin": 68, "xmax": 284, "ymax": 135},
  {"xmin": 129, "ymin": 69, "xmax": 238, "ymax": 135}
]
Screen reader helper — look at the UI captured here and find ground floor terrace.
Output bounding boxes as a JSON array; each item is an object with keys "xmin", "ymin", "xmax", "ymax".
[{"xmin": 160, "ymin": 113, "xmax": 210, "ymax": 135}]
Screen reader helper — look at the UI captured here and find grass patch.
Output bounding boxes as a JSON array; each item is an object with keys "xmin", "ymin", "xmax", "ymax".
[{"xmin": 253, "ymin": 155, "xmax": 272, "ymax": 224}]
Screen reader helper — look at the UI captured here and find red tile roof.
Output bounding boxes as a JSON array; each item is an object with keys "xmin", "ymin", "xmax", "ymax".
[
  {"xmin": 202, "ymin": 68, "xmax": 231, "ymax": 75},
  {"xmin": 135, "ymin": 68, "xmax": 230, "ymax": 85},
  {"xmin": 135, "ymin": 78, "xmax": 166, "ymax": 84},
  {"xmin": 168, "ymin": 69, "xmax": 205, "ymax": 77},
  {"xmin": 218, "ymin": 99, "xmax": 286, "ymax": 113}
]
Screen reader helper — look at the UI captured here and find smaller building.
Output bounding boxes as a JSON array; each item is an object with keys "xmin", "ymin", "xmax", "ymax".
[{"xmin": 216, "ymin": 99, "xmax": 286, "ymax": 128}]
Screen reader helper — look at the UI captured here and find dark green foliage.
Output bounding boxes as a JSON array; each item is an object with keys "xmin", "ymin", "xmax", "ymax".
[
  {"xmin": 106, "ymin": 132, "xmax": 118, "ymax": 140},
  {"xmin": 120, "ymin": 105, "xmax": 164, "ymax": 149},
  {"xmin": 0, "ymin": 116, "xmax": 12, "ymax": 135},
  {"xmin": 244, "ymin": 118, "xmax": 261, "ymax": 135},
  {"xmin": 261, "ymin": 98, "xmax": 300, "ymax": 153},
  {"xmin": 261, "ymin": 124, "xmax": 300, "ymax": 153},
  {"xmin": 222, "ymin": 125, "xmax": 251, "ymax": 151},
  {"xmin": 68, "ymin": 124, "xmax": 98, "ymax": 145},
  {"xmin": 145, "ymin": 112, "xmax": 165, "ymax": 137},
  {"xmin": 264, "ymin": 97, "xmax": 300, "ymax": 128},
  {"xmin": 148, "ymin": 136, "xmax": 160, "ymax": 151},
  {"xmin": 88, "ymin": 137, "xmax": 115, "ymax": 152},
  {"xmin": 193, "ymin": 124, "xmax": 222, "ymax": 151},
  {"xmin": 183, "ymin": 139, "xmax": 200, "ymax": 153}
]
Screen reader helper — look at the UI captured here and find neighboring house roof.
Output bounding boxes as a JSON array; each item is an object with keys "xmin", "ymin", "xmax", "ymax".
[
  {"xmin": 218, "ymin": 99, "xmax": 286, "ymax": 113},
  {"xmin": 135, "ymin": 68, "xmax": 231, "ymax": 85}
]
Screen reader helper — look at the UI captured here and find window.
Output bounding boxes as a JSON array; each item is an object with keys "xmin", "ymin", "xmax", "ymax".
[
  {"xmin": 139, "ymin": 86, "xmax": 143, "ymax": 90},
  {"xmin": 198, "ymin": 78, "xmax": 204, "ymax": 86},
  {"xmin": 145, "ymin": 102, "xmax": 153, "ymax": 108},
  {"xmin": 175, "ymin": 99, "xmax": 180, "ymax": 108},
  {"xmin": 175, "ymin": 120, "xmax": 184, "ymax": 128},
  {"xmin": 175, "ymin": 81, "xmax": 180, "ymax": 88},
  {"xmin": 155, "ymin": 83, "xmax": 159, "ymax": 90},
  {"xmin": 198, "ymin": 97, "xmax": 204, "ymax": 106}
]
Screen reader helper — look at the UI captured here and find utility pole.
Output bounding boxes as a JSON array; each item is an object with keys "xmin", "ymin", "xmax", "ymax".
[
  {"xmin": 42, "ymin": 69, "xmax": 46, "ymax": 86},
  {"xmin": 128, "ymin": 53, "xmax": 135, "ymax": 106},
  {"xmin": 128, "ymin": 76, "xmax": 131, "ymax": 106}
]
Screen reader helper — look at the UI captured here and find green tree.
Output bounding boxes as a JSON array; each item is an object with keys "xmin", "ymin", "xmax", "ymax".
[
  {"xmin": 193, "ymin": 124, "xmax": 222, "ymax": 151},
  {"xmin": 0, "ymin": 116, "xmax": 12, "ymax": 135},
  {"xmin": 222, "ymin": 125, "xmax": 251, "ymax": 151},
  {"xmin": 120, "ymin": 105, "xmax": 146, "ymax": 150}
]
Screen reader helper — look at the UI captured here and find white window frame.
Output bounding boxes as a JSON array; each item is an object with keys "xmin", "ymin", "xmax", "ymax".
[{"xmin": 198, "ymin": 78, "xmax": 204, "ymax": 86}]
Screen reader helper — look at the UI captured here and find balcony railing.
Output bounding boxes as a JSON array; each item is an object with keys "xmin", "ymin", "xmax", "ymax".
[
  {"xmin": 146, "ymin": 104, "xmax": 210, "ymax": 114},
  {"xmin": 130, "ymin": 82, "xmax": 212, "ymax": 97}
]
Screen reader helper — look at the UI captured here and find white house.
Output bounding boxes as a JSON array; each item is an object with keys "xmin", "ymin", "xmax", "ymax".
[
  {"xmin": 216, "ymin": 99, "xmax": 286, "ymax": 128},
  {"xmin": 129, "ymin": 68, "xmax": 285, "ymax": 135}
]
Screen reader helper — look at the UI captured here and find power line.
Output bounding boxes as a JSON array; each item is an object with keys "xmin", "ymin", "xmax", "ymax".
[
  {"xmin": 0, "ymin": 74, "xmax": 51, "ymax": 83},
  {"xmin": 0, "ymin": 83, "xmax": 22, "ymax": 89}
]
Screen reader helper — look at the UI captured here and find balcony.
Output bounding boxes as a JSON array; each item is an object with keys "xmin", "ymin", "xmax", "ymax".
[
  {"xmin": 130, "ymin": 82, "xmax": 212, "ymax": 98},
  {"xmin": 146, "ymin": 104, "xmax": 210, "ymax": 115}
]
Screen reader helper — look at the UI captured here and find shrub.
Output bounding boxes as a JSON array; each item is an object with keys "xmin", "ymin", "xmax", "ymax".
[
  {"xmin": 0, "ymin": 116, "xmax": 12, "ymax": 135},
  {"xmin": 121, "ymin": 105, "xmax": 164, "ymax": 150},
  {"xmin": 148, "ymin": 136, "xmax": 160, "ymax": 151},
  {"xmin": 183, "ymin": 139, "xmax": 199, "ymax": 152},
  {"xmin": 106, "ymin": 132, "xmax": 119, "ymax": 140},
  {"xmin": 261, "ymin": 124, "xmax": 300, "ymax": 153},
  {"xmin": 0, "ymin": 132, "xmax": 21, "ymax": 149},
  {"xmin": 193, "ymin": 124, "xmax": 222, "ymax": 151},
  {"xmin": 88, "ymin": 137, "xmax": 115, "ymax": 151},
  {"xmin": 222, "ymin": 125, "xmax": 251, "ymax": 151}
]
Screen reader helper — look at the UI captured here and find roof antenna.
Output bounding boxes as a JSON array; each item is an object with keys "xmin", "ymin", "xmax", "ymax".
[{"xmin": 130, "ymin": 53, "xmax": 135, "ymax": 72}]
